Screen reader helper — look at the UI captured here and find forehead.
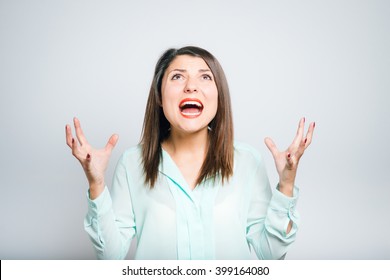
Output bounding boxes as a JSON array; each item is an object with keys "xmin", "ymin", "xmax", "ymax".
[{"xmin": 166, "ymin": 55, "xmax": 210, "ymax": 71}]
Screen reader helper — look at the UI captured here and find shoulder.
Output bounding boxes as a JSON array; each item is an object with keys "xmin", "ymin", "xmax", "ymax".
[
  {"xmin": 122, "ymin": 144, "xmax": 142, "ymax": 157},
  {"xmin": 118, "ymin": 144, "xmax": 143, "ymax": 166},
  {"xmin": 234, "ymin": 141, "xmax": 264, "ymax": 166},
  {"xmin": 113, "ymin": 145, "xmax": 145, "ymax": 181}
]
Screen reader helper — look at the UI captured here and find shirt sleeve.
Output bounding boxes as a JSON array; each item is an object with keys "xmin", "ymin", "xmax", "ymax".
[
  {"xmin": 245, "ymin": 155, "xmax": 300, "ymax": 260},
  {"xmin": 84, "ymin": 153, "xmax": 136, "ymax": 259}
]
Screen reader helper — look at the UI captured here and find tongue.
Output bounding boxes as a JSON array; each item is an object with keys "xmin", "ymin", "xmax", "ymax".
[{"xmin": 182, "ymin": 107, "xmax": 200, "ymax": 114}]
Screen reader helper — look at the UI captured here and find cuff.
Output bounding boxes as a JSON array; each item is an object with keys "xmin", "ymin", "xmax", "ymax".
[
  {"xmin": 86, "ymin": 186, "xmax": 112, "ymax": 218},
  {"xmin": 266, "ymin": 186, "xmax": 300, "ymax": 239},
  {"xmin": 271, "ymin": 186, "xmax": 299, "ymax": 213}
]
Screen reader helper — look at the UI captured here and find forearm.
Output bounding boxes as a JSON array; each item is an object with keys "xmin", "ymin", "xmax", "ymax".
[
  {"xmin": 248, "ymin": 187, "xmax": 300, "ymax": 259},
  {"xmin": 277, "ymin": 182, "xmax": 294, "ymax": 234},
  {"xmin": 84, "ymin": 187, "xmax": 134, "ymax": 259}
]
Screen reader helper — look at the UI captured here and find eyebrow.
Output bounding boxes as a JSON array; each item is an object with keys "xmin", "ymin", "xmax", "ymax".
[{"xmin": 168, "ymin": 68, "xmax": 211, "ymax": 74}]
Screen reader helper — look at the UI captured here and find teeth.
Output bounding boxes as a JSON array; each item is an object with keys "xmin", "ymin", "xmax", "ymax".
[
  {"xmin": 180, "ymin": 101, "xmax": 202, "ymax": 108},
  {"xmin": 181, "ymin": 111, "xmax": 201, "ymax": 116}
]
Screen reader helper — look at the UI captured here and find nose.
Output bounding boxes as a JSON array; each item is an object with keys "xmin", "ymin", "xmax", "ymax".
[{"xmin": 184, "ymin": 77, "xmax": 198, "ymax": 93}]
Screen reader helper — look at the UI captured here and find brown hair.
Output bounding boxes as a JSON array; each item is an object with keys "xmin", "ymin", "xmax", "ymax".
[{"xmin": 140, "ymin": 46, "xmax": 234, "ymax": 187}]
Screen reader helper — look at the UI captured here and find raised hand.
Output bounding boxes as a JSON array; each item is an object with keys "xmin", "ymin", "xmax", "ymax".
[
  {"xmin": 264, "ymin": 118, "xmax": 315, "ymax": 197},
  {"xmin": 65, "ymin": 117, "xmax": 119, "ymax": 199}
]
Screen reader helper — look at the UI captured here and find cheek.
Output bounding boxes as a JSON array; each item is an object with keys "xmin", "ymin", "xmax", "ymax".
[
  {"xmin": 161, "ymin": 91, "xmax": 177, "ymax": 122},
  {"xmin": 161, "ymin": 83, "xmax": 181, "ymax": 104},
  {"xmin": 161, "ymin": 87, "xmax": 174, "ymax": 108},
  {"xmin": 161, "ymin": 99, "xmax": 175, "ymax": 119},
  {"xmin": 162, "ymin": 99, "xmax": 177, "ymax": 116}
]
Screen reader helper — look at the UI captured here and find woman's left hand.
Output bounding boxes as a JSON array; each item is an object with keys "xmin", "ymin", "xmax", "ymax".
[{"xmin": 264, "ymin": 118, "xmax": 315, "ymax": 197}]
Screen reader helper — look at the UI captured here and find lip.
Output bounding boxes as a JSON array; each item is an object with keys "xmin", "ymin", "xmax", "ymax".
[{"xmin": 179, "ymin": 98, "xmax": 204, "ymax": 118}]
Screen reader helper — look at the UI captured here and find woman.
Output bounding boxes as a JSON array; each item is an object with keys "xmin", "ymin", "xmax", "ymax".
[{"xmin": 65, "ymin": 46, "xmax": 315, "ymax": 259}]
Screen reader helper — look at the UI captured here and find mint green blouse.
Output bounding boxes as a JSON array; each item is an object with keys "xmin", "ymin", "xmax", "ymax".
[{"xmin": 84, "ymin": 142, "xmax": 299, "ymax": 260}]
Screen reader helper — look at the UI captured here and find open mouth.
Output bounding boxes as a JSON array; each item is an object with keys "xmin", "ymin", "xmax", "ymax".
[{"xmin": 179, "ymin": 98, "xmax": 204, "ymax": 118}]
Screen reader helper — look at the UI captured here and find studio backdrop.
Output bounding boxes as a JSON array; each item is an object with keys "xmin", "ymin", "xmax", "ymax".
[{"xmin": 0, "ymin": 0, "xmax": 389, "ymax": 259}]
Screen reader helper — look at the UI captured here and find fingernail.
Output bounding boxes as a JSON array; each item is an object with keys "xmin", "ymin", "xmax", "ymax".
[
  {"xmin": 313, "ymin": 122, "xmax": 316, "ymax": 128},
  {"xmin": 87, "ymin": 154, "xmax": 91, "ymax": 160},
  {"xmin": 72, "ymin": 138, "xmax": 74, "ymax": 144},
  {"xmin": 287, "ymin": 153, "xmax": 291, "ymax": 159},
  {"xmin": 304, "ymin": 138, "xmax": 307, "ymax": 144},
  {"xmin": 303, "ymin": 117, "xmax": 306, "ymax": 122}
]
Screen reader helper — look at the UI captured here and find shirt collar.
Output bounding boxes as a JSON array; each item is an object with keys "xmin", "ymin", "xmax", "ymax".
[{"xmin": 159, "ymin": 148, "xmax": 196, "ymax": 202}]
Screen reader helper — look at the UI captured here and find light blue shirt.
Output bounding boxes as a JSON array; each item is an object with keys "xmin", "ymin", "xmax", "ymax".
[{"xmin": 84, "ymin": 142, "xmax": 299, "ymax": 259}]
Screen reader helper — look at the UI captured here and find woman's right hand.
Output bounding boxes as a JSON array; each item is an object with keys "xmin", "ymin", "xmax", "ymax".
[{"xmin": 65, "ymin": 117, "xmax": 119, "ymax": 199}]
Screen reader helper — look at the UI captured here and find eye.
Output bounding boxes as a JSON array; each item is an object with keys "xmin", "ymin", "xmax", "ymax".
[
  {"xmin": 202, "ymin": 74, "xmax": 213, "ymax": 80},
  {"xmin": 171, "ymin": 73, "xmax": 183, "ymax": 80}
]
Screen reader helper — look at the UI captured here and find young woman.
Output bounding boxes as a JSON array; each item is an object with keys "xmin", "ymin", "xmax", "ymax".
[{"xmin": 65, "ymin": 46, "xmax": 315, "ymax": 259}]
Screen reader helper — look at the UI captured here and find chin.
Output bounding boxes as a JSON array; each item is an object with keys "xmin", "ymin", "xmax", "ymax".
[{"xmin": 176, "ymin": 124, "xmax": 209, "ymax": 135}]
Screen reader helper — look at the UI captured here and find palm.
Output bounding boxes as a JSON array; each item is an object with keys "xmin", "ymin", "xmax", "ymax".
[
  {"xmin": 265, "ymin": 118, "xmax": 315, "ymax": 192},
  {"xmin": 65, "ymin": 118, "xmax": 118, "ymax": 186}
]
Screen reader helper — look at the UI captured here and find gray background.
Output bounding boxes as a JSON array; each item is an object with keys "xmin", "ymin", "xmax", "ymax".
[{"xmin": 1, "ymin": 0, "xmax": 389, "ymax": 259}]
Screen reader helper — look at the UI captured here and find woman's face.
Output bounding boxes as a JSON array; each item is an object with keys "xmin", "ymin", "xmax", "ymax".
[{"xmin": 161, "ymin": 55, "xmax": 218, "ymax": 135}]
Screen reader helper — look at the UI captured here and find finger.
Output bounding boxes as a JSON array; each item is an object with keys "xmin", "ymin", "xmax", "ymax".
[
  {"xmin": 65, "ymin": 124, "xmax": 74, "ymax": 148},
  {"xmin": 293, "ymin": 121, "xmax": 316, "ymax": 161},
  {"xmin": 71, "ymin": 136, "xmax": 77, "ymax": 155},
  {"xmin": 105, "ymin": 134, "xmax": 119, "ymax": 153},
  {"xmin": 286, "ymin": 152, "xmax": 294, "ymax": 167},
  {"xmin": 82, "ymin": 153, "xmax": 92, "ymax": 170},
  {"xmin": 264, "ymin": 137, "xmax": 279, "ymax": 159},
  {"xmin": 71, "ymin": 136, "xmax": 83, "ymax": 160},
  {"xmin": 294, "ymin": 136, "xmax": 307, "ymax": 161},
  {"xmin": 78, "ymin": 153, "xmax": 92, "ymax": 173},
  {"xmin": 304, "ymin": 122, "xmax": 316, "ymax": 147},
  {"xmin": 73, "ymin": 117, "xmax": 88, "ymax": 146},
  {"xmin": 291, "ymin": 117, "xmax": 305, "ymax": 148}
]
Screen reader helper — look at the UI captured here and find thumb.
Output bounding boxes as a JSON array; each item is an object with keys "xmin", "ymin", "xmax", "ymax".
[
  {"xmin": 105, "ymin": 134, "xmax": 119, "ymax": 152},
  {"xmin": 264, "ymin": 137, "xmax": 278, "ymax": 158}
]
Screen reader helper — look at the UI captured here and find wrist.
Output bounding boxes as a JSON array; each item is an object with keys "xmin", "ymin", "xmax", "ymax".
[
  {"xmin": 89, "ymin": 180, "xmax": 105, "ymax": 200},
  {"xmin": 278, "ymin": 181, "xmax": 294, "ymax": 197}
]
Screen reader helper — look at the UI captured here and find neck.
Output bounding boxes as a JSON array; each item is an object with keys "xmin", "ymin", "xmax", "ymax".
[{"xmin": 163, "ymin": 127, "xmax": 209, "ymax": 157}]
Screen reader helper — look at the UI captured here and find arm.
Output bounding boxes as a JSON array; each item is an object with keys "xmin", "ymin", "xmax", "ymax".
[
  {"xmin": 247, "ymin": 118, "xmax": 315, "ymax": 259},
  {"xmin": 246, "ymin": 156, "xmax": 300, "ymax": 260},
  {"xmin": 65, "ymin": 118, "xmax": 135, "ymax": 259},
  {"xmin": 265, "ymin": 118, "xmax": 315, "ymax": 233},
  {"xmin": 84, "ymin": 154, "xmax": 136, "ymax": 259}
]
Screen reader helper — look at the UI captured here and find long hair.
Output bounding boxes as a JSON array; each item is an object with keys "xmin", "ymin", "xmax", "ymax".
[{"xmin": 140, "ymin": 46, "xmax": 234, "ymax": 188}]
